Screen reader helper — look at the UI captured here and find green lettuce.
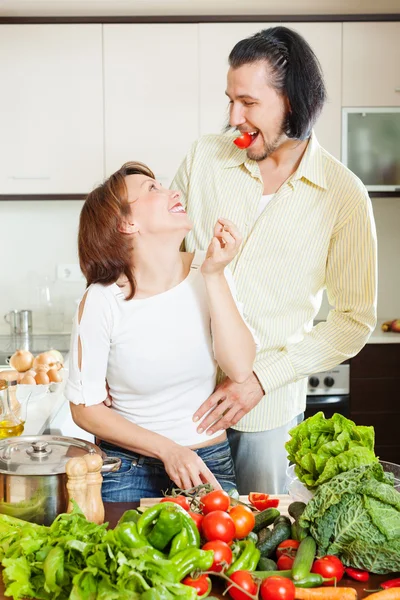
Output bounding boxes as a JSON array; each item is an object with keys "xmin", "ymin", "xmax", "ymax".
[
  {"xmin": 285, "ymin": 411, "xmax": 377, "ymax": 488},
  {"xmin": 300, "ymin": 462, "xmax": 400, "ymax": 573}
]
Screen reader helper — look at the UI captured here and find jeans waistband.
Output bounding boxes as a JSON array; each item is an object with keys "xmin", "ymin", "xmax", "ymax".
[{"xmin": 99, "ymin": 438, "xmax": 231, "ymax": 467}]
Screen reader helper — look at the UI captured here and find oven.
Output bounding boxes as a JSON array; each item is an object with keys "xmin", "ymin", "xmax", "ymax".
[{"xmin": 305, "ymin": 364, "xmax": 350, "ymax": 420}]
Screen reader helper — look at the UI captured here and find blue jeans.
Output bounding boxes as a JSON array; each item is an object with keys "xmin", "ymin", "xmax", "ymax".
[{"xmin": 100, "ymin": 438, "xmax": 237, "ymax": 502}]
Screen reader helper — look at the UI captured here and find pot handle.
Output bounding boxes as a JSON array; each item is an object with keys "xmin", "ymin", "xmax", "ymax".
[{"xmin": 101, "ymin": 456, "xmax": 122, "ymax": 473}]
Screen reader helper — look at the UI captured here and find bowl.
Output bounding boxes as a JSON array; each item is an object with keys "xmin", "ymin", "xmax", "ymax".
[{"xmin": 286, "ymin": 460, "xmax": 400, "ymax": 502}]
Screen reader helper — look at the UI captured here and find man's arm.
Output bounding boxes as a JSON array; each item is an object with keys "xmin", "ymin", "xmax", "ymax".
[{"xmin": 194, "ymin": 196, "xmax": 377, "ymax": 434}]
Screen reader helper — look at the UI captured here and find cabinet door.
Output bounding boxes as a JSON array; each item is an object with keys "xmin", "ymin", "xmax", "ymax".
[
  {"xmin": 104, "ymin": 24, "xmax": 199, "ymax": 187},
  {"xmin": 199, "ymin": 23, "xmax": 342, "ymax": 159},
  {"xmin": 343, "ymin": 22, "xmax": 400, "ymax": 107},
  {"xmin": 0, "ymin": 25, "xmax": 104, "ymax": 195}
]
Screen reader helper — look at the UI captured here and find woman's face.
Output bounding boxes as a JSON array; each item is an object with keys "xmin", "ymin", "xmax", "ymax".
[{"xmin": 125, "ymin": 174, "xmax": 192, "ymax": 236}]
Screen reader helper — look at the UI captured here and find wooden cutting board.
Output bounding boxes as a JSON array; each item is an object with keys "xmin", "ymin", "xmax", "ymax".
[{"xmin": 140, "ymin": 494, "xmax": 292, "ymax": 517}]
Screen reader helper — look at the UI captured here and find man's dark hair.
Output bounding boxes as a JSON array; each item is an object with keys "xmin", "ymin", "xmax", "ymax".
[{"xmin": 228, "ymin": 26, "xmax": 327, "ymax": 140}]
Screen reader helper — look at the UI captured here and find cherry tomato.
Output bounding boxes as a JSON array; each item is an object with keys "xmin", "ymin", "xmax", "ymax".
[
  {"xmin": 202, "ymin": 510, "xmax": 236, "ymax": 543},
  {"xmin": 233, "ymin": 132, "xmax": 253, "ymax": 149},
  {"xmin": 248, "ymin": 493, "xmax": 280, "ymax": 511},
  {"xmin": 228, "ymin": 505, "xmax": 255, "ymax": 539},
  {"xmin": 312, "ymin": 555, "xmax": 345, "ymax": 586},
  {"xmin": 277, "ymin": 555, "xmax": 294, "ymax": 571},
  {"xmin": 189, "ymin": 511, "xmax": 204, "ymax": 533},
  {"xmin": 227, "ymin": 570, "xmax": 257, "ymax": 600},
  {"xmin": 160, "ymin": 496, "xmax": 190, "ymax": 511},
  {"xmin": 276, "ymin": 540, "xmax": 300, "ymax": 558},
  {"xmin": 260, "ymin": 576, "xmax": 295, "ymax": 600},
  {"xmin": 200, "ymin": 490, "xmax": 230, "ymax": 514},
  {"xmin": 202, "ymin": 540, "xmax": 233, "ymax": 572},
  {"xmin": 182, "ymin": 574, "xmax": 212, "ymax": 598}
]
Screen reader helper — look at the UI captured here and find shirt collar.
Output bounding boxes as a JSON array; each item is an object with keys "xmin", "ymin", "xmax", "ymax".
[{"xmin": 222, "ymin": 130, "xmax": 327, "ymax": 190}]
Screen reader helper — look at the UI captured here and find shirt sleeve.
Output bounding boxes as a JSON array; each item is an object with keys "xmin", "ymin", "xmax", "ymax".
[
  {"xmin": 223, "ymin": 266, "xmax": 260, "ymax": 349},
  {"xmin": 253, "ymin": 197, "xmax": 377, "ymax": 394},
  {"xmin": 64, "ymin": 285, "xmax": 114, "ymax": 406}
]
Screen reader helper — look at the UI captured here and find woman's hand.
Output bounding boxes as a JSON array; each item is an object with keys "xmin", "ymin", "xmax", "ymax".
[
  {"xmin": 201, "ymin": 218, "xmax": 242, "ymax": 276},
  {"xmin": 162, "ymin": 443, "xmax": 222, "ymax": 491}
]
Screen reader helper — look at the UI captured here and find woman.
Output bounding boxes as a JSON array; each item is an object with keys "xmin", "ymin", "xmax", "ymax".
[{"xmin": 66, "ymin": 161, "xmax": 257, "ymax": 502}]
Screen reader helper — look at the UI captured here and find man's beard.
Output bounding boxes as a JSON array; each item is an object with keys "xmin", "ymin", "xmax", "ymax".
[{"xmin": 246, "ymin": 133, "xmax": 283, "ymax": 161}]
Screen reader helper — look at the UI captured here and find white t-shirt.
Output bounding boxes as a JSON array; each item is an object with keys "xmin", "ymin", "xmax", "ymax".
[
  {"xmin": 65, "ymin": 250, "xmax": 256, "ymax": 447},
  {"xmin": 254, "ymin": 194, "xmax": 274, "ymax": 223}
]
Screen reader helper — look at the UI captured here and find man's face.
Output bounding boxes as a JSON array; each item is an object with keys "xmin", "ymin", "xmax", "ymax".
[{"xmin": 226, "ymin": 61, "xmax": 289, "ymax": 161}]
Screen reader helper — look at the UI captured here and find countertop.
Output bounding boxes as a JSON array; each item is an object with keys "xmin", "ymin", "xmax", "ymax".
[
  {"xmin": 0, "ymin": 500, "xmax": 397, "ymax": 600},
  {"xmin": 367, "ymin": 319, "xmax": 400, "ymax": 344}
]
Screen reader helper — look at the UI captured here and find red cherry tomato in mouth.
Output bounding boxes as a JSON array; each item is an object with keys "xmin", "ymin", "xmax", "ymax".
[{"xmin": 233, "ymin": 132, "xmax": 253, "ymax": 149}]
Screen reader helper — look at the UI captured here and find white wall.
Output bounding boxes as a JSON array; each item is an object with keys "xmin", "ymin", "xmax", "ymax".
[
  {"xmin": 1, "ymin": 195, "xmax": 399, "ymax": 333},
  {"xmin": 0, "ymin": 200, "xmax": 86, "ymax": 334}
]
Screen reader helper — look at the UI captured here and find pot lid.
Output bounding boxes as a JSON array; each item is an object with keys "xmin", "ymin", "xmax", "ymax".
[{"xmin": 0, "ymin": 435, "xmax": 102, "ymax": 475}]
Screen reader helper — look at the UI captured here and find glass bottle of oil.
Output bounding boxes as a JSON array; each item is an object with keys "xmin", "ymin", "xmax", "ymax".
[{"xmin": 0, "ymin": 377, "xmax": 24, "ymax": 438}]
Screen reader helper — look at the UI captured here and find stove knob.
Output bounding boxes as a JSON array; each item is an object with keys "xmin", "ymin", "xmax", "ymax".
[
  {"xmin": 324, "ymin": 376, "xmax": 335, "ymax": 387},
  {"xmin": 309, "ymin": 377, "xmax": 320, "ymax": 388}
]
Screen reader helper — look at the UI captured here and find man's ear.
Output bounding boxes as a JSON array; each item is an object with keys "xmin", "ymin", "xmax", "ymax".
[{"xmin": 118, "ymin": 220, "xmax": 139, "ymax": 234}]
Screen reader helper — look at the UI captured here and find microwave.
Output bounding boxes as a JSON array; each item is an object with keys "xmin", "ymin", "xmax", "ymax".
[{"xmin": 342, "ymin": 107, "xmax": 400, "ymax": 193}]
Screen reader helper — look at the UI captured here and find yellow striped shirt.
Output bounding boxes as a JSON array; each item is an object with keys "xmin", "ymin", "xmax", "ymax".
[{"xmin": 171, "ymin": 131, "xmax": 377, "ymax": 431}]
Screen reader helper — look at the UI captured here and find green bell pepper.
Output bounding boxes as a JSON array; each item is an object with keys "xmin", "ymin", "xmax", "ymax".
[
  {"xmin": 148, "ymin": 506, "xmax": 183, "ymax": 551},
  {"xmin": 226, "ymin": 540, "xmax": 260, "ymax": 576},
  {"xmin": 169, "ymin": 526, "xmax": 189, "ymax": 558},
  {"xmin": 137, "ymin": 502, "xmax": 200, "ymax": 548}
]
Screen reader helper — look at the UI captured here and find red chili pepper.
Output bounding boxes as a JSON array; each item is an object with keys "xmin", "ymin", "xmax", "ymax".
[
  {"xmin": 381, "ymin": 577, "xmax": 400, "ymax": 589},
  {"xmin": 344, "ymin": 567, "xmax": 369, "ymax": 582}
]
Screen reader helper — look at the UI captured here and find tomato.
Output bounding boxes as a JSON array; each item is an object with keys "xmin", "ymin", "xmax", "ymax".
[
  {"xmin": 248, "ymin": 493, "xmax": 280, "ymax": 511},
  {"xmin": 227, "ymin": 570, "xmax": 257, "ymax": 600},
  {"xmin": 312, "ymin": 555, "xmax": 345, "ymax": 586},
  {"xmin": 276, "ymin": 540, "xmax": 300, "ymax": 558},
  {"xmin": 233, "ymin": 132, "xmax": 253, "ymax": 149},
  {"xmin": 200, "ymin": 490, "xmax": 230, "ymax": 514},
  {"xmin": 182, "ymin": 574, "xmax": 212, "ymax": 598},
  {"xmin": 202, "ymin": 510, "xmax": 236, "ymax": 543},
  {"xmin": 228, "ymin": 505, "xmax": 255, "ymax": 540},
  {"xmin": 160, "ymin": 496, "xmax": 190, "ymax": 511},
  {"xmin": 277, "ymin": 555, "xmax": 294, "ymax": 571},
  {"xmin": 189, "ymin": 511, "xmax": 204, "ymax": 533},
  {"xmin": 260, "ymin": 576, "xmax": 295, "ymax": 600},
  {"xmin": 202, "ymin": 540, "xmax": 233, "ymax": 572}
]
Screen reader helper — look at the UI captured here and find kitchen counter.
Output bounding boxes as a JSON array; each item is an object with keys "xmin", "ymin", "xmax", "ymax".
[
  {"xmin": 23, "ymin": 384, "xmax": 66, "ymax": 436},
  {"xmin": 368, "ymin": 319, "xmax": 400, "ymax": 343},
  {"xmin": 0, "ymin": 500, "xmax": 397, "ymax": 600}
]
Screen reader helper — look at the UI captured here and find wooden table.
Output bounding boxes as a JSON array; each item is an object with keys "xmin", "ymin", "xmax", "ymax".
[{"xmin": 0, "ymin": 501, "xmax": 398, "ymax": 599}]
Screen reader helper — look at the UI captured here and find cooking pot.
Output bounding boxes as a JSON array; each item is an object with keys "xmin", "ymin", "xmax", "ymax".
[{"xmin": 0, "ymin": 435, "xmax": 121, "ymax": 525}]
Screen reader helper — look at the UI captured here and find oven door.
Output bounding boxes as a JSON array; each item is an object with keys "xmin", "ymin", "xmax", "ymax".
[{"xmin": 305, "ymin": 394, "xmax": 350, "ymax": 420}]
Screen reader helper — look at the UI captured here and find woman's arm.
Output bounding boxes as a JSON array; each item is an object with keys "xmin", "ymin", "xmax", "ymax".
[
  {"xmin": 70, "ymin": 402, "xmax": 221, "ymax": 490},
  {"xmin": 201, "ymin": 218, "xmax": 256, "ymax": 383}
]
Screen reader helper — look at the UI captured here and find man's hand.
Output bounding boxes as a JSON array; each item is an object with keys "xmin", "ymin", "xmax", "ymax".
[{"xmin": 193, "ymin": 373, "xmax": 264, "ymax": 435}]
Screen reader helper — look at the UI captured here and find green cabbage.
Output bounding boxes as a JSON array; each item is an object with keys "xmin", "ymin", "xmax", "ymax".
[
  {"xmin": 300, "ymin": 462, "xmax": 400, "ymax": 573},
  {"xmin": 285, "ymin": 411, "xmax": 377, "ymax": 488}
]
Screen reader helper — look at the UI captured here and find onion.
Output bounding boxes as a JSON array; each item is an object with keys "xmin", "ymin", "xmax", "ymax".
[
  {"xmin": 33, "ymin": 352, "xmax": 57, "ymax": 370},
  {"xmin": 35, "ymin": 371, "xmax": 50, "ymax": 385},
  {"xmin": 48, "ymin": 349, "xmax": 64, "ymax": 366},
  {"xmin": 48, "ymin": 368, "xmax": 62, "ymax": 383},
  {"xmin": 34, "ymin": 363, "xmax": 50, "ymax": 373},
  {"xmin": 9, "ymin": 350, "xmax": 34, "ymax": 372},
  {"xmin": 0, "ymin": 370, "xmax": 19, "ymax": 383},
  {"xmin": 20, "ymin": 374, "xmax": 37, "ymax": 385}
]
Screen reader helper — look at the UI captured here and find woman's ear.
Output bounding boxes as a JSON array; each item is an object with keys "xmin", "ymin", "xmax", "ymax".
[{"xmin": 118, "ymin": 220, "xmax": 139, "ymax": 234}]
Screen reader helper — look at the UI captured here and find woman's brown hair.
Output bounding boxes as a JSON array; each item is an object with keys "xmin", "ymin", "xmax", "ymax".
[{"xmin": 78, "ymin": 161, "xmax": 155, "ymax": 300}]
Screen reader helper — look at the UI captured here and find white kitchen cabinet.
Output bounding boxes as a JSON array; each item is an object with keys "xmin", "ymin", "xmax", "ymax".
[
  {"xmin": 199, "ymin": 23, "xmax": 342, "ymax": 159},
  {"xmin": 343, "ymin": 22, "xmax": 400, "ymax": 107},
  {"xmin": 0, "ymin": 25, "xmax": 104, "ymax": 195},
  {"xmin": 103, "ymin": 24, "xmax": 199, "ymax": 187}
]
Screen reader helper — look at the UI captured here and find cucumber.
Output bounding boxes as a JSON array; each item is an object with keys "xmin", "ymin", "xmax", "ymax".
[
  {"xmin": 291, "ymin": 536, "xmax": 317, "ymax": 581},
  {"xmin": 253, "ymin": 508, "xmax": 280, "ymax": 533},
  {"xmin": 257, "ymin": 527, "xmax": 272, "ymax": 546},
  {"xmin": 257, "ymin": 557, "xmax": 277, "ymax": 571},
  {"xmin": 256, "ymin": 521, "xmax": 291, "ymax": 557},
  {"xmin": 288, "ymin": 502, "xmax": 308, "ymax": 541}
]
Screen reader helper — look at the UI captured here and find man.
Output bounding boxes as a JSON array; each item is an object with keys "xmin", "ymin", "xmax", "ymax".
[{"xmin": 171, "ymin": 26, "xmax": 377, "ymax": 494}]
